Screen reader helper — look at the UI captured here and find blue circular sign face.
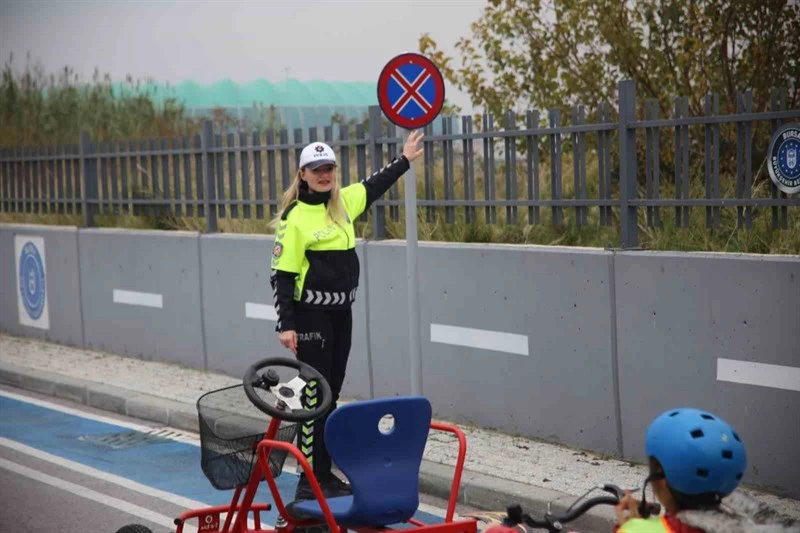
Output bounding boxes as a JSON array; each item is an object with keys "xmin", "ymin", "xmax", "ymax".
[
  {"xmin": 768, "ymin": 123, "xmax": 800, "ymax": 195},
  {"xmin": 377, "ymin": 53, "xmax": 445, "ymax": 130},
  {"xmin": 18, "ymin": 241, "xmax": 46, "ymax": 320}
]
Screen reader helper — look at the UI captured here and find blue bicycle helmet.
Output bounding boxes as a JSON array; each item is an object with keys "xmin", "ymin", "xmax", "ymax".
[{"xmin": 645, "ymin": 407, "xmax": 746, "ymax": 496}]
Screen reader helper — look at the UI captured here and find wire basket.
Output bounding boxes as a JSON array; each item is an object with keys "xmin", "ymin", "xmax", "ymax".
[{"xmin": 197, "ymin": 383, "xmax": 299, "ymax": 490}]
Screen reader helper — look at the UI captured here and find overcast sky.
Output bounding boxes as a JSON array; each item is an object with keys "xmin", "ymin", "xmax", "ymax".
[{"xmin": 0, "ymin": 0, "xmax": 487, "ymax": 112}]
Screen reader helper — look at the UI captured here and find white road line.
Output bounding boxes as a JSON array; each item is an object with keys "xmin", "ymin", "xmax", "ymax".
[
  {"xmin": 0, "ymin": 390, "xmax": 152, "ymax": 432},
  {"xmin": 430, "ymin": 323, "xmax": 529, "ymax": 356},
  {"xmin": 0, "ymin": 457, "xmax": 197, "ymax": 532},
  {"xmin": 245, "ymin": 302, "xmax": 277, "ymax": 321},
  {"xmin": 0, "ymin": 390, "xmax": 200, "ymax": 446},
  {"xmin": 113, "ymin": 289, "xmax": 163, "ymax": 309},
  {"xmin": 0, "ymin": 437, "xmax": 207, "ymax": 510},
  {"xmin": 717, "ymin": 358, "xmax": 800, "ymax": 392}
]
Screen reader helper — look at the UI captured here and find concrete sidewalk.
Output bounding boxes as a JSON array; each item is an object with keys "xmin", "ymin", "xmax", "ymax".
[{"xmin": 1, "ymin": 332, "xmax": 798, "ymax": 530}]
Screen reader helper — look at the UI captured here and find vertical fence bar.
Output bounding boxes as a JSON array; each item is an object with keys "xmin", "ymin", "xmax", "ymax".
[
  {"xmin": 598, "ymin": 105, "xmax": 607, "ymax": 226},
  {"xmin": 744, "ymin": 90, "xmax": 753, "ymax": 229},
  {"xmin": 770, "ymin": 88, "xmax": 788, "ymax": 229},
  {"xmin": 463, "ymin": 116, "xmax": 476, "ymax": 224},
  {"xmin": 240, "ymin": 132, "xmax": 250, "ymax": 219},
  {"xmin": 65, "ymin": 145, "xmax": 74, "ymax": 215},
  {"xmin": 215, "ymin": 133, "xmax": 225, "ymax": 219},
  {"xmin": 674, "ymin": 97, "xmax": 683, "ymax": 227},
  {"xmin": 46, "ymin": 145, "xmax": 56, "ymax": 214},
  {"xmin": 339, "ymin": 125, "xmax": 350, "ymax": 187},
  {"xmin": 645, "ymin": 100, "xmax": 654, "ymax": 227},
  {"xmin": 279, "ymin": 128, "xmax": 290, "ymax": 192},
  {"xmin": 712, "ymin": 93, "xmax": 720, "ymax": 228},
  {"xmin": 252, "ymin": 131, "xmax": 263, "ymax": 220},
  {"xmin": 504, "ymin": 111, "xmax": 518, "ymax": 225},
  {"xmin": 202, "ymin": 120, "xmax": 217, "ymax": 232},
  {"xmin": 525, "ymin": 111, "xmax": 537, "ymax": 225},
  {"xmin": 121, "ymin": 141, "xmax": 130, "ymax": 216},
  {"xmin": 356, "ymin": 124, "xmax": 368, "ymax": 223},
  {"xmin": 736, "ymin": 93, "xmax": 745, "ymax": 229},
  {"xmin": 618, "ymin": 80, "xmax": 638, "ymax": 248},
  {"xmin": 294, "ymin": 128, "xmax": 304, "ymax": 169},
  {"xmin": 483, "ymin": 113, "xmax": 497, "ymax": 224},
  {"xmin": 171, "ymin": 137, "xmax": 181, "ymax": 216},
  {"xmin": 98, "ymin": 142, "xmax": 108, "ymax": 216},
  {"xmin": 150, "ymin": 139, "xmax": 161, "ymax": 217},
  {"xmin": 704, "ymin": 94, "xmax": 713, "ymax": 229},
  {"xmin": 194, "ymin": 134, "xmax": 204, "ymax": 219},
  {"xmin": 81, "ymin": 131, "xmax": 97, "ymax": 227},
  {"xmin": 423, "ymin": 121, "xmax": 435, "ymax": 224},
  {"xmin": 548, "ymin": 108, "xmax": 563, "ymax": 225},
  {"xmin": 444, "ymin": 116, "xmax": 455, "ymax": 224},
  {"xmin": 110, "ymin": 142, "xmax": 119, "ymax": 216},
  {"xmin": 228, "ymin": 133, "xmax": 238, "ymax": 219},
  {"xmin": 0, "ymin": 149, "xmax": 7, "ymax": 213},
  {"xmin": 572, "ymin": 105, "xmax": 587, "ymax": 225},
  {"xmin": 31, "ymin": 146, "xmax": 40, "ymax": 214},
  {"xmin": 652, "ymin": 102, "xmax": 661, "ymax": 227},
  {"xmin": 681, "ymin": 96, "xmax": 690, "ymax": 226},
  {"xmin": 182, "ymin": 137, "xmax": 192, "ymax": 217},
  {"xmin": 56, "ymin": 145, "xmax": 65, "ymax": 215},
  {"xmin": 369, "ymin": 106, "xmax": 386, "ymax": 238},
  {"xmin": 266, "ymin": 130, "xmax": 277, "ymax": 219},
  {"xmin": 24, "ymin": 147, "xmax": 31, "ymax": 214}
]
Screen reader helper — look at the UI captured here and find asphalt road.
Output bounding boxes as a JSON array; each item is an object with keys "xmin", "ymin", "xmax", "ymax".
[{"xmin": 0, "ymin": 385, "xmax": 479, "ymax": 533}]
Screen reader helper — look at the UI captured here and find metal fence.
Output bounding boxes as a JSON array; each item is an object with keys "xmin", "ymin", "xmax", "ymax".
[{"xmin": 1, "ymin": 80, "xmax": 798, "ymax": 248}]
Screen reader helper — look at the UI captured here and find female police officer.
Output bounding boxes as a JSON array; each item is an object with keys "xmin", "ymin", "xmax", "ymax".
[{"xmin": 270, "ymin": 131, "xmax": 424, "ymax": 501}]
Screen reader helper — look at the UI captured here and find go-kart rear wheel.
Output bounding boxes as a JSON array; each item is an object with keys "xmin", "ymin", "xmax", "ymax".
[{"xmin": 114, "ymin": 525, "xmax": 153, "ymax": 533}]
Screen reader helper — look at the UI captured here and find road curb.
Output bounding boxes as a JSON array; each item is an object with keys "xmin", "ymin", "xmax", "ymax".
[{"xmin": 0, "ymin": 361, "xmax": 618, "ymax": 531}]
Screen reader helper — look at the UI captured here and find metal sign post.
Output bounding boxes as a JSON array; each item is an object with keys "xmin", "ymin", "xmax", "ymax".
[{"xmin": 377, "ymin": 53, "xmax": 445, "ymax": 396}]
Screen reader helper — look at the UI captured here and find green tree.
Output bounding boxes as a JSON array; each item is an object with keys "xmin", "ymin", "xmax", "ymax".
[{"xmin": 420, "ymin": 0, "xmax": 798, "ymax": 119}]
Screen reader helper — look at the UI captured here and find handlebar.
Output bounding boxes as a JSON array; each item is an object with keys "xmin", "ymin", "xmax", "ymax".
[{"xmin": 493, "ymin": 484, "xmax": 661, "ymax": 533}]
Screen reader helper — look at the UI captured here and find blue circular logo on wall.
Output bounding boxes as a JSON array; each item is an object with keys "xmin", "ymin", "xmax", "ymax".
[
  {"xmin": 768, "ymin": 123, "xmax": 800, "ymax": 195},
  {"xmin": 18, "ymin": 241, "xmax": 46, "ymax": 320}
]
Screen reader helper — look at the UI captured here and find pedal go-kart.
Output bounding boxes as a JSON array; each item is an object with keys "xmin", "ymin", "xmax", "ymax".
[
  {"xmin": 115, "ymin": 356, "xmax": 478, "ymax": 533},
  {"xmin": 463, "ymin": 485, "xmax": 661, "ymax": 533}
]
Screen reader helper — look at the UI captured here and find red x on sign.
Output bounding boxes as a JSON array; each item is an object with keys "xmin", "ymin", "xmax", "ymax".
[{"xmin": 377, "ymin": 53, "xmax": 445, "ymax": 130}]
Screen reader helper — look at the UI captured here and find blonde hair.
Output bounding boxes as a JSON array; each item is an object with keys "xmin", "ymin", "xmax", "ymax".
[{"xmin": 270, "ymin": 167, "xmax": 348, "ymax": 231}]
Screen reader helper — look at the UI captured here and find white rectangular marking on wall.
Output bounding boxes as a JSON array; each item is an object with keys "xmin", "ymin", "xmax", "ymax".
[
  {"xmin": 430, "ymin": 323, "xmax": 529, "ymax": 356},
  {"xmin": 113, "ymin": 289, "xmax": 163, "ymax": 309},
  {"xmin": 245, "ymin": 302, "xmax": 278, "ymax": 321},
  {"xmin": 717, "ymin": 358, "xmax": 800, "ymax": 393}
]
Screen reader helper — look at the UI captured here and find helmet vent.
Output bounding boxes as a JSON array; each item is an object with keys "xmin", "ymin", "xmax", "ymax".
[
  {"xmin": 722, "ymin": 450, "xmax": 733, "ymax": 459},
  {"xmin": 701, "ymin": 413, "xmax": 715, "ymax": 420},
  {"xmin": 696, "ymin": 468, "xmax": 709, "ymax": 478},
  {"xmin": 733, "ymin": 432, "xmax": 741, "ymax": 442},
  {"xmin": 669, "ymin": 411, "xmax": 680, "ymax": 417},
  {"xmin": 691, "ymin": 429, "xmax": 704, "ymax": 439}
]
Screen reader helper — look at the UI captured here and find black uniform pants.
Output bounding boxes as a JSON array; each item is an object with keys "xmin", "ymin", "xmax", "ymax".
[{"xmin": 294, "ymin": 306, "xmax": 352, "ymax": 478}]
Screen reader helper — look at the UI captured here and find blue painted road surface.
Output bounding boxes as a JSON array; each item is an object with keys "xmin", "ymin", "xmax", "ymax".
[{"xmin": 0, "ymin": 391, "xmax": 447, "ymax": 531}]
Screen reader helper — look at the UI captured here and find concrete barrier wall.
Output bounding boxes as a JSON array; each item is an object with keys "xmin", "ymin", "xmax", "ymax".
[
  {"xmin": 78, "ymin": 229, "xmax": 205, "ymax": 367},
  {"xmin": 1, "ymin": 223, "xmax": 798, "ymax": 498},
  {"xmin": 366, "ymin": 241, "xmax": 620, "ymax": 454},
  {"xmin": 0, "ymin": 224, "xmax": 83, "ymax": 347},
  {"xmin": 614, "ymin": 251, "xmax": 800, "ymax": 498}
]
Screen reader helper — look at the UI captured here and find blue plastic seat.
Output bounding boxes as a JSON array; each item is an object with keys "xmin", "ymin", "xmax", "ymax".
[{"xmin": 288, "ymin": 396, "xmax": 433, "ymax": 527}]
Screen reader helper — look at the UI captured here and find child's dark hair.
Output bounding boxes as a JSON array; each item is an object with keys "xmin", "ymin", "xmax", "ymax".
[{"xmin": 649, "ymin": 457, "xmax": 723, "ymax": 512}]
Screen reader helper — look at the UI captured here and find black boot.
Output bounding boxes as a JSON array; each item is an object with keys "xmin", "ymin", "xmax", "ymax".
[
  {"xmin": 318, "ymin": 472, "xmax": 352, "ymax": 498},
  {"xmin": 294, "ymin": 474, "xmax": 315, "ymax": 501}
]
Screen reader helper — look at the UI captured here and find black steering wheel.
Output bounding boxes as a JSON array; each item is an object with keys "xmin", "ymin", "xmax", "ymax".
[{"xmin": 243, "ymin": 357, "xmax": 332, "ymax": 423}]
